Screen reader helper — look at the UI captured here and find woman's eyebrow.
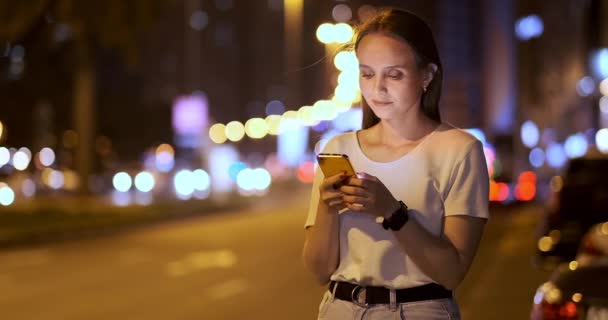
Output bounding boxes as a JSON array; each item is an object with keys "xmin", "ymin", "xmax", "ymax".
[{"xmin": 358, "ymin": 64, "xmax": 407, "ymax": 69}]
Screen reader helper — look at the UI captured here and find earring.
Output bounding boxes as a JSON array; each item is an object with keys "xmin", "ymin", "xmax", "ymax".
[{"xmin": 423, "ymin": 85, "xmax": 427, "ymax": 92}]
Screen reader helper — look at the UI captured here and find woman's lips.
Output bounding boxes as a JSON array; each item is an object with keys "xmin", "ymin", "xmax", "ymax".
[{"xmin": 372, "ymin": 100, "xmax": 392, "ymax": 106}]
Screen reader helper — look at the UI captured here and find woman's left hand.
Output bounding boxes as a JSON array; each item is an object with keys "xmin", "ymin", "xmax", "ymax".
[{"xmin": 339, "ymin": 172, "xmax": 399, "ymax": 218}]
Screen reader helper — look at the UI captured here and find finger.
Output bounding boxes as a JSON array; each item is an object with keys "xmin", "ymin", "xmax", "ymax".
[
  {"xmin": 328, "ymin": 199, "xmax": 344, "ymax": 208},
  {"xmin": 321, "ymin": 190, "xmax": 343, "ymax": 202},
  {"xmin": 343, "ymin": 194, "xmax": 368, "ymax": 205},
  {"xmin": 339, "ymin": 185, "xmax": 372, "ymax": 197},
  {"xmin": 344, "ymin": 177, "xmax": 373, "ymax": 189},
  {"xmin": 345, "ymin": 202, "xmax": 365, "ymax": 212},
  {"xmin": 321, "ymin": 172, "xmax": 348, "ymax": 190}
]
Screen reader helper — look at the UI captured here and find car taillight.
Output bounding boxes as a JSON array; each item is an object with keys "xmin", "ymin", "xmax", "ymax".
[
  {"xmin": 538, "ymin": 301, "xmax": 579, "ymax": 319},
  {"xmin": 532, "ymin": 282, "xmax": 582, "ymax": 320}
]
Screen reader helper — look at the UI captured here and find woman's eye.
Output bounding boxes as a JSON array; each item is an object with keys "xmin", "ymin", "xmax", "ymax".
[
  {"xmin": 387, "ymin": 72, "xmax": 403, "ymax": 79},
  {"xmin": 360, "ymin": 73, "xmax": 374, "ymax": 79}
]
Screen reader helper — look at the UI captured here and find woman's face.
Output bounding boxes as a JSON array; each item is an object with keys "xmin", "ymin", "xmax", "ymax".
[{"xmin": 356, "ymin": 32, "xmax": 429, "ymax": 120}]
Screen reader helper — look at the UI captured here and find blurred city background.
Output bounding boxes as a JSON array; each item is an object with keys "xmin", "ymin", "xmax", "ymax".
[{"xmin": 1, "ymin": 0, "xmax": 608, "ymax": 319}]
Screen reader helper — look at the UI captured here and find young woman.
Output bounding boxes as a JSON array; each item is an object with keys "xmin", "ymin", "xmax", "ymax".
[{"xmin": 303, "ymin": 8, "xmax": 489, "ymax": 320}]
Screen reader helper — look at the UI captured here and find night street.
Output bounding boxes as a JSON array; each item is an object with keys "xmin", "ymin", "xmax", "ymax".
[{"xmin": 0, "ymin": 185, "xmax": 548, "ymax": 320}]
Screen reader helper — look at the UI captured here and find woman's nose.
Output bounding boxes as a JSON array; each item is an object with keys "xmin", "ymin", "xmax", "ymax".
[{"xmin": 373, "ymin": 77, "xmax": 387, "ymax": 93}]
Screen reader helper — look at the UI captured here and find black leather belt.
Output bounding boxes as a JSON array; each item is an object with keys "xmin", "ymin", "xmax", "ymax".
[{"xmin": 329, "ymin": 281, "xmax": 452, "ymax": 306}]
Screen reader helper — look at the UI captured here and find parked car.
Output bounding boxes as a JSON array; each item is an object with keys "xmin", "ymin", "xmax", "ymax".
[
  {"xmin": 531, "ymin": 222, "xmax": 608, "ymax": 320},
  {"xmin": 534, "ymin": 153, "xmax": 608, "ymax": 270}
]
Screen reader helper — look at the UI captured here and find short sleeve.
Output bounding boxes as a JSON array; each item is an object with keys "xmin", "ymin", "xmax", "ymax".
[
  {"xmin": 304, "ymin": 138, "xmax": 339, "ymax": 228},
  {"xmin": 443, "ymin": 140, "xmax": 490, "ymax": 219}
]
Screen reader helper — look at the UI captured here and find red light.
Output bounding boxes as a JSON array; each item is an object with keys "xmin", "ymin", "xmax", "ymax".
[
  {"xmin": 515, "ymin": 181, "xmax": 536, "ymax": 201},
  {"xmin": 519, "ymin": 170, "xmax": 537, "ymax": 183},
  {"xmin": 297, "ymin": 161, "xmax": 315, "ymax": 183},
  {"xmin": 539, "ymin": 301, "xmax": 578, "ymax": 320}
]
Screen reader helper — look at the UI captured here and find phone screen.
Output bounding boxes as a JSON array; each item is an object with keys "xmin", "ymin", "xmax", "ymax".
[{"xmin": 316, "ymin": 153, "xmax": 356, "ymax": 177}]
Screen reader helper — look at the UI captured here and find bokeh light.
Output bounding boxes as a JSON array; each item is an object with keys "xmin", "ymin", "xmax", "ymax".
[
  {"xmin": 316, "ymin": 23, "xmax": 334, "ymax": 44},
  {"xmin": 333, "ymin": 23, "xmax": 354, "ymax": 43},
  {"xmin": 596, "ymin": 128, "xmax": 608, "ymax": 153},
  {"xmin": 48, "ymin": 170, "xmax": 65, "ymax": 190},
  {"xmin": 245, "ymin": 118, "xmax": 269, "ymax": 139},
  {"xmin": 599, "ymin": 79, "xmax": 608, "ymax": 96},
  {"xmin": 39, "ymin": 147, "xmax": 55, "ymax": 167},
  {"xmin": 546, "ymin": 143, "xmax": 568, "ymax": 168},
  {"xmin": 0, "ymin": 184, "xmax": 15, "ymax": 206},
  {"xmin": 174, "ymin": 170, "xmax": 194, "ymax": 199},
  {"xmin": 22, "ymin": 179, "xmax": 36, "ymax": 197},
  {"xmin": 529, "ymin": 148, "xmax": 545, "ymax": 168},
  {"xmin": 12, "ymin": 150, "xmax": 31, "ymax": 171},
  {"xmin": 209, "ymin": 123, "xmax": 228, "ymax": 144},
  {"xmin": 155, "ymin": 144, "xmax": 175, "ymax": 172},
  {"xmin": 334, "ymin": 51, "xmax": 358, "ymax": 72},
  {"xmin": 576, "ymin": 76, "xmax": 595, "ymax": 97},
  {"xmin": 297, "ymin": 161, "xmax": 315, "ymax": 183},
  {"xmin": 564, "ymin": 133, "xmax": 588, "ymax": 158},
  {"xmin": 134, "ymin": 171, "xmax": 155, "ymax": 193},
  {"xmin": 225, "ymin": 121, "xmax": 245, "ymax": 142},
  {"xmin": 266, "ymin": 115, "xmax": 282, "ymax": 135},
  {"xmin": 113, "ymin": 172, "xmax": 132, "ymax": 192},
  {"xmin": 521, "ymin": 120, "xmax": 540, "ymax": 148},
  {"xmin": 332, "ymin": 4, "xmax": 352, "ymax": 22},
  {"xmin": 0, "ymin": 147, "xmax": 9, "ymax": 167},
  {"xmin": 515, "ymin": 15, "xmax": 543, "ymax": 41},
  {"xmin": 192, "ymin": 169, "xmax": 211, "ymax": 191}
]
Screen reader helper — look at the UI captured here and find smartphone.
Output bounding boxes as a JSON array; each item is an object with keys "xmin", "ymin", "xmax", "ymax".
[{"xmin": 316, "ymin": 153, "xmax": 356, "ymax": 177}]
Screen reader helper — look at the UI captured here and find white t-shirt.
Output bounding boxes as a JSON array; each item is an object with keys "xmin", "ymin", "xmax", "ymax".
[{"xmin": 305, "ymin": 123, "xmax": 489, "ymax": 289}]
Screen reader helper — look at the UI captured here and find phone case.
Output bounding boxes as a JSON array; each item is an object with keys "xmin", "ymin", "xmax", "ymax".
[{"xmin": 316, "ymin": 153, "xmax": 356, "ymax": 177}]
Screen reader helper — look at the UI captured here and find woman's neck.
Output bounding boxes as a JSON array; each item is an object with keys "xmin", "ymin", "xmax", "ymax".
[{"xmin": 374, "ymin": 114, "xmax": 439, "ymax": 146}]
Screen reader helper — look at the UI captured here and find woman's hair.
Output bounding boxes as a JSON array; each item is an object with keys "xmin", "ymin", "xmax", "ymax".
[{"xmin": 352, "ymin": 8, "xmax": 443, "ymax": 129}]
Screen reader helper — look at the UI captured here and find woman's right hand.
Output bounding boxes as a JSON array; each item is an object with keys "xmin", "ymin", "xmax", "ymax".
[{"xmin": 319, "ymin": 172, "xmax": 348, "ymax": 210}]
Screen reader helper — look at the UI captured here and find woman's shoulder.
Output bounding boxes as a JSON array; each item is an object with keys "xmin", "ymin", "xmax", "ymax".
[
  {"xmin": 433, "ymin": 123, "xmax": 481, "ymax": 148},
  {"xmin": 426, "ymin": 123, "xmax": 483, "ymax": 159}
]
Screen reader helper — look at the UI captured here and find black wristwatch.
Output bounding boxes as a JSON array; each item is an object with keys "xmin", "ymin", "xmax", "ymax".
[{"xmin": 381, "ymin": 201, "xmax": 409, "ymax": 231}]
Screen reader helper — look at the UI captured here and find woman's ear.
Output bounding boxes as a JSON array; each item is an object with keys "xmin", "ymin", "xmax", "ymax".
[{"xmin": 423, "ymin": 63, "xmax": 438, "ymax": 87}]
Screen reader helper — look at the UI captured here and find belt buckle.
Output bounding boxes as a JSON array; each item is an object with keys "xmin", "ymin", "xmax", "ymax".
[{"xmin": 351, "ymin": 285, "xmax": 369, "ymax": 308}]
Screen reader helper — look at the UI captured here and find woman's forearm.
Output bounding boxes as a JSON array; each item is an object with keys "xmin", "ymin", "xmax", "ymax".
[
  {"xmin": 392, "ymin": 218, "xmax": 468, "ymax": 290},
  {"xmin": 302, "ymin": 202, "xmax": 340, "ymax": 285}
]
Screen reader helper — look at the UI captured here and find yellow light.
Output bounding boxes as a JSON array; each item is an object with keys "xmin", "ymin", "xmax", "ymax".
[
  {"xmin": 245, "ymin": 118, "xmax": 269, "ymax": 139},
  {"xmin": 282, "ymin": 110, "xmax": 299, "ymax": 120},
  {"xmin": 63, "ymin": 169, "xmax": 79, "ymax": 191},
  {"xmin": 209, "ymin": 123, "xmax": 228, "ymax": 144},
  {"xmin": 312, "ymin": 100, "xmax": 339, "ymax": 121},
  {"xmin": 600, "ymin": 79, "xmax": 608, "ymax": 96},
  {"xmin": 538, "ymin": 236, "xmax": 554, "ymax": 252},
  {"xmin": 334, "ymin": 51, "xmax": 358, "ymax": 72},
  {"xmin": 316, "ymin": 23, "xmax": 335, "ymax": 44},
  {"xmin": 572, "ymin": 293, "xmax": 582, "ymax": 303},
  {"xmin": 266, "ymin": 115, "xmax": 282, "ymax": 135},
  {"xmin": 601, "ymin": 222, "xmax": 608, "ymax": 235},
  {"xmin": 333, "ymin": 23, "xmax": 354, "ymax": 43},
  {"xmin": 568, "ymin": 261, "xmax": 578, "ymax": 270},
  {"xmin": 335, "ymin": 84, "xmax": 359, "ymax": 103},
  {"xmin": 225, "ymin": 121, "xmax": 245, "ymax": 142},
  {"xmin": 156, "ymin": 143, "xmax": 175, "ymax": 156},
  {"xmin": 0, "ymin": 120, "xmax": 4, "ymax": 140},
  {"xmin": 298, "ymin": 106, "xmax": 316, "ymax": 126},
  {"xmin": 546, "ymin": 288, "xmax": 562, "ymax": 304}
]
